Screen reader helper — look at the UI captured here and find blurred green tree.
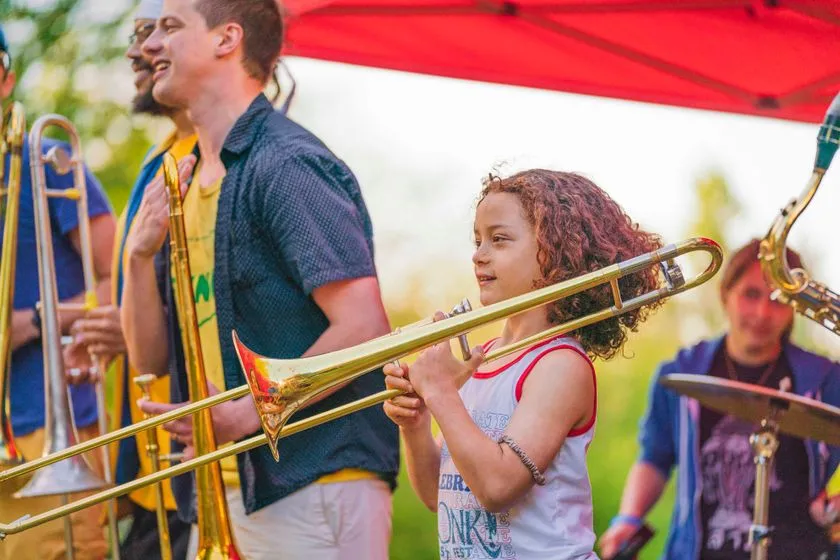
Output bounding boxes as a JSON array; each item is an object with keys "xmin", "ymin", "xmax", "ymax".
[
  {"xmin": 681, "ymin": 170, "xmax": 741, "ymax": 336},
  {"xmin": 5, "ymin": 0, "xmax": 152, "ymax": 212}
]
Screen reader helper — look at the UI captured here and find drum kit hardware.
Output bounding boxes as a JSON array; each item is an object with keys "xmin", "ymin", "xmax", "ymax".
[{"xmin": 661, "ymin": 374, "xmax": 840, "ymax": 560}]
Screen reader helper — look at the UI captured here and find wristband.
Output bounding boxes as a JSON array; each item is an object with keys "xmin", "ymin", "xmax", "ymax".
[
  {"xmin": 30, "ymin": 306, "xmax": 42, "ymax": 339},
  {"xmin": 610, "ymin": 514, "xmax": 644, "ymax": 529}
]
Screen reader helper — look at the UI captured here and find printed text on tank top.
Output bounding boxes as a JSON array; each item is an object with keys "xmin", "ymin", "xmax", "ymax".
[{"xmin": 473, "ymin": 334, "xmax": 596, "ymax": 437}]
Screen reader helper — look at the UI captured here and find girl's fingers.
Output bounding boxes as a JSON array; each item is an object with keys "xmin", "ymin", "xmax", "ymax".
[
  {"xmin": 383, "ymin": 402, "xmax": 418, "ymax": 420},
  {"xmin": 383, "ymin": 362, "xmax": 404, "ymax": 377},
  {"xmin": 385, "ymin": 375, "xmax": 414, "ymax": 393},
  {"xmin": 389, "ymin": 395, "xmax": 423, "ymax": 409}
]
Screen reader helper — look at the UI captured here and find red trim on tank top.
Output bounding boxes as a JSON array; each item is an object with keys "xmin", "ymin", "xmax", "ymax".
[
  {"xmin": 472, "ymin": 334, "xmax": 566, "ymax": 379},
  {"xmin": 513, "ymin": 344, "xmax": 597, "ymax": 437}
]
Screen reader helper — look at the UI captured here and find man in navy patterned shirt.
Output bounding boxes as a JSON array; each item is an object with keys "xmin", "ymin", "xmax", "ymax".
[{"xmin": 121, "ymin": 1, "xmax": 399, "ymax": 557}]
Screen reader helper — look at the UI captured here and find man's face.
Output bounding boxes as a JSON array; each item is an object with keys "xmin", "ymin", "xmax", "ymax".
[
  {"xmin": 143, "ymin": 0, "xmax": 218, "ymax": 109},
  {"xmin": 126, "ymin": 19, "xmax": 167, "ymax": 115},
  {"xmin": 723, "ymin": 263, "xmax": 794, "ymax": 358}
]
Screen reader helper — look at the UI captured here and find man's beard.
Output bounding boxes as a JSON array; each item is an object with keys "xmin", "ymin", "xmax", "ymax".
[{"xmin": 132, "ymin": 85, "xmax": 169, "ymax": 116}]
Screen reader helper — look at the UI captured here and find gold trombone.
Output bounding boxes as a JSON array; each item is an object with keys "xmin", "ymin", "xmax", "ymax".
[
  {"xmin": 20, "ymin": 114, "xmax": 120, "ymax": 559},
  {"xmin": 759, "ymin": 91, "xmax": 840, "ymax": 334},
  {"xmin": 164, "ymin": 154, "xmax": 243, "ymax": 559},
  {"xmin": 0, "ymin": 231, "xmax": 722, "ymax": 534},
  {"xmin": 0, "ymin": 102, "xmax": 26, "ymax": 471}
]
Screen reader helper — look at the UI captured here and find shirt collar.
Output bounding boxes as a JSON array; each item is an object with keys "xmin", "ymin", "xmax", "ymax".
[
  {"xmin": 221, "ymin": 93, "xmax": 274, "ymax": 158},
  {"xmin": 143, "ymin": 129, "xmax": 180, "ymax": 164}
]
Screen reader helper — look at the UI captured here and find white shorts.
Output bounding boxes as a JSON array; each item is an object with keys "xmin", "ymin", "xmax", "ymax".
[{"xmin": 188, "ymin": 478, "xmax": 392, "ymax": 559}]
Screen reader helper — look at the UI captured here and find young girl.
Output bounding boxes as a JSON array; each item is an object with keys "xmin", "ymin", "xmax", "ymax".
[{"xmin": 384, "ymin": 169, "xmax": 663, "ymax": 559}]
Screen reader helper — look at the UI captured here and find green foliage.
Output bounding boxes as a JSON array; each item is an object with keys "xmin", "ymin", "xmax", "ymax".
[
  {"xmin": 681, "ymin": 171, "xmax": 740, "ymax": 335},
  {"xmin": 5, "ymin": 0, "xmax": 150, "ymax": 208}
]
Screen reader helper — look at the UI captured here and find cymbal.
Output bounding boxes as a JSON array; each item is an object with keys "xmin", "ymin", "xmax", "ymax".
[{"xmin": 660, "ymin": 374, "xmax": 840, "ymax": 446}]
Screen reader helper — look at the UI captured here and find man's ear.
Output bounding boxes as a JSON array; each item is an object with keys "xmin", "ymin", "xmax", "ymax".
[{"xmin": 214, "ymin": 23, "xmax": 243, "ymax": 59}]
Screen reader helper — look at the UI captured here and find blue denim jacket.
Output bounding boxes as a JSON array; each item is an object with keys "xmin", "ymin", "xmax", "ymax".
[{"xmin": 639, "ymin": 336, "xmax": 840, "ymax": 559}]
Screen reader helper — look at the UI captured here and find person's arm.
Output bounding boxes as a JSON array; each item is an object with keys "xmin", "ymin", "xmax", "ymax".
[
  {"xmin": 404, "ymin": 429, "xmax": 444, "ymax": 511},
  {"xmin": 407, "ymin": 342, "xmax": 593, "ymax": 513},
  {"xmin": 246, "ymin": 154, "xmax": 390, "ymax": 399},
  {"xmin": 12, "ymin": 196, "xmax": 116, "ymax": 351},
  {"xmin": 304, "ymin": 277, "xmax": 390, "ymax": 357},
  {"xmin": 598, "ymin": 365, "xmax": 676, "ymax": 557},
  {"xmin": 122, "ymin": 157, "xmax": 196, "ymax": 376},
  {"xmin": 382, "ymin": 361, "xmax": 442, "ymax": 510},
  {"xmin": 597, "ymin": 462, "xmax": 668, "ymax": 558}
]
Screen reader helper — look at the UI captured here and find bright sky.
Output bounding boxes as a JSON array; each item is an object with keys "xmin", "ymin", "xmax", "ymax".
[{"xmin": 278, "ymin": 57, "xmax": 840, "ymax": 351}]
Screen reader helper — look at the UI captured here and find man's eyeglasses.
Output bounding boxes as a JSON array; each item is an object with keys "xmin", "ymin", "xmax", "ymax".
[{"xmin": 129, "ymin": 23, "xmax": 156, "ymax": 46}]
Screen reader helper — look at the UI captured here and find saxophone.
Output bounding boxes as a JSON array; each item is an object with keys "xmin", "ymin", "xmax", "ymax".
[{"xmin": 759, "ymin": 92, "xmax": 840, "ymax": 334}]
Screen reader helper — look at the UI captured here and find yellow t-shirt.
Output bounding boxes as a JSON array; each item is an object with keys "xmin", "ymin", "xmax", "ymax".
[
  {"xmin": 828, "ymin": 466, "xmax": 840, "ymax": 497},
  {"xmin": 112, "ymin": 133, "xmax": 197, "ymax": 512},
  {"xmin": 178, "ymin": 164, "xmax": 241, "ymax": 487}
]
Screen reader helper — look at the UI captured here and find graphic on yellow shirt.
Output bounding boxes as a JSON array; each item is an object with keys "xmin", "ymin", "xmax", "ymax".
[{"xmin": 173, "ymin": 164, "xmax": 240, "ymax": 487}]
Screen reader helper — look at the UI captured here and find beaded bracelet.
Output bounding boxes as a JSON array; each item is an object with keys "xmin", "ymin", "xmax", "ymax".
[{"xmin": 498, "ymin": 434, "xmax": 546, "ymax": 486}]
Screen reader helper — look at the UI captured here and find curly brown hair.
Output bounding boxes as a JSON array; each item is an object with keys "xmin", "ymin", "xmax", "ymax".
[{"xmin": 479, "ymin": 169, "xmax": 664, "ymax": 360}]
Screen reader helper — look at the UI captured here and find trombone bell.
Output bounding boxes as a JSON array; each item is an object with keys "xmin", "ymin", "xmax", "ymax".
[{"xmin": 14, "ymin": 454, "xmax": 107, "ymax": 497}]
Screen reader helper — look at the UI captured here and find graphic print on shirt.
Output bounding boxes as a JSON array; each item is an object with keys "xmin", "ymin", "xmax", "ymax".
[
  {"xmin": 439, "ymin": 409, "xmax": 513, "ymax": 560},
  {"xmin": 700, "ymin": 415, "xmax": 781, "ymax": 553}
]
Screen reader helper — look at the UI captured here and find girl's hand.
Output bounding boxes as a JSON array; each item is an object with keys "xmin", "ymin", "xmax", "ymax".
[
  {"xmin": 383, "ymin": 361, "xmax": 430, "ymax": 432},
  {"xmin": 407, "ymin": 312, "xmax": 484, "ymax": 402}
]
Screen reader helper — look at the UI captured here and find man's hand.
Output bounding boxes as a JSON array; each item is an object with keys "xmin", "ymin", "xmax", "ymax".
[
  {"xmin": 127, "ymin": 155, "xmax": 195, "ymax": 260},
  {"xmin": 65, "ymin": 305, "xmax": 125, "ymax": 367},
  {"xmin": 137, "ymin": 381, "xmax": 260, "ymax": 460},
  {"xmin": 598, "ymin": 520, "xmax": 640, "ymax": 559},
  {"xmin": 810, "ymin": 491, "xmax": 840, "ymax": 527}
]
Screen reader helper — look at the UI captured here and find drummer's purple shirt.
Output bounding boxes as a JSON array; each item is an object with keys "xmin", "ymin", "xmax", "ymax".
[
  {"xmin": 637, "ymin": 335, "xmax": 840, "ymax": 560},
  {"xmin": 697, "ymin": 345, "xmax": 829, "ymax": 559}
]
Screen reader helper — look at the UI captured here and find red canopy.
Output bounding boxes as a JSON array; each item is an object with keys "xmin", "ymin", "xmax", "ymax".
[{"xmin": 281, "ymin": 0, "xmax": 840, "ymax": 123}]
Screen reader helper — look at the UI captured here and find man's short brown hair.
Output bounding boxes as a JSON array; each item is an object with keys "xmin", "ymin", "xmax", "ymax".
[
  {"xmin": 720, "ymin": 238, "xmax": 804, "ymax": 300},
  {"xmin": 196, "ymin": 0, "xmax": 283, "ymax": 83}
]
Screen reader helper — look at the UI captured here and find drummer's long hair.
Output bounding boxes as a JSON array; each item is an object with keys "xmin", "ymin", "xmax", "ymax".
[{"xmin": 720, "ymin": 238, "xmax": 803, "ymax": 340}]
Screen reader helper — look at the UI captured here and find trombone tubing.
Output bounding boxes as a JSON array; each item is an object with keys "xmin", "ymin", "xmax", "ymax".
[
  {"xmin": 0, "ymin": 385, "xmax": 249, "ymax": 483},
  {"xmin": 0, "ymin": 388, "xmax": 390, "ymax": 537},
  {"xmin": 0, "ymin": 237, "xmax": 721, "ymax": 485},
  {"xmin": 0, "ymin": 237, "xmax": 722, "ymax": 530}
]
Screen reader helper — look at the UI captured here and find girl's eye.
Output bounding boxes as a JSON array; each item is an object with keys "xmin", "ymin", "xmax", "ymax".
[{"xmin": 492, "ymin": 235, "xmax": 507, "ymax": 243}]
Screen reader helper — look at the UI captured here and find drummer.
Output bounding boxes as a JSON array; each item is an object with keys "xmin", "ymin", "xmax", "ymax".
[{"xmin": 599, "ymin": 239, "xmax": 840, "ymax": 560}]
